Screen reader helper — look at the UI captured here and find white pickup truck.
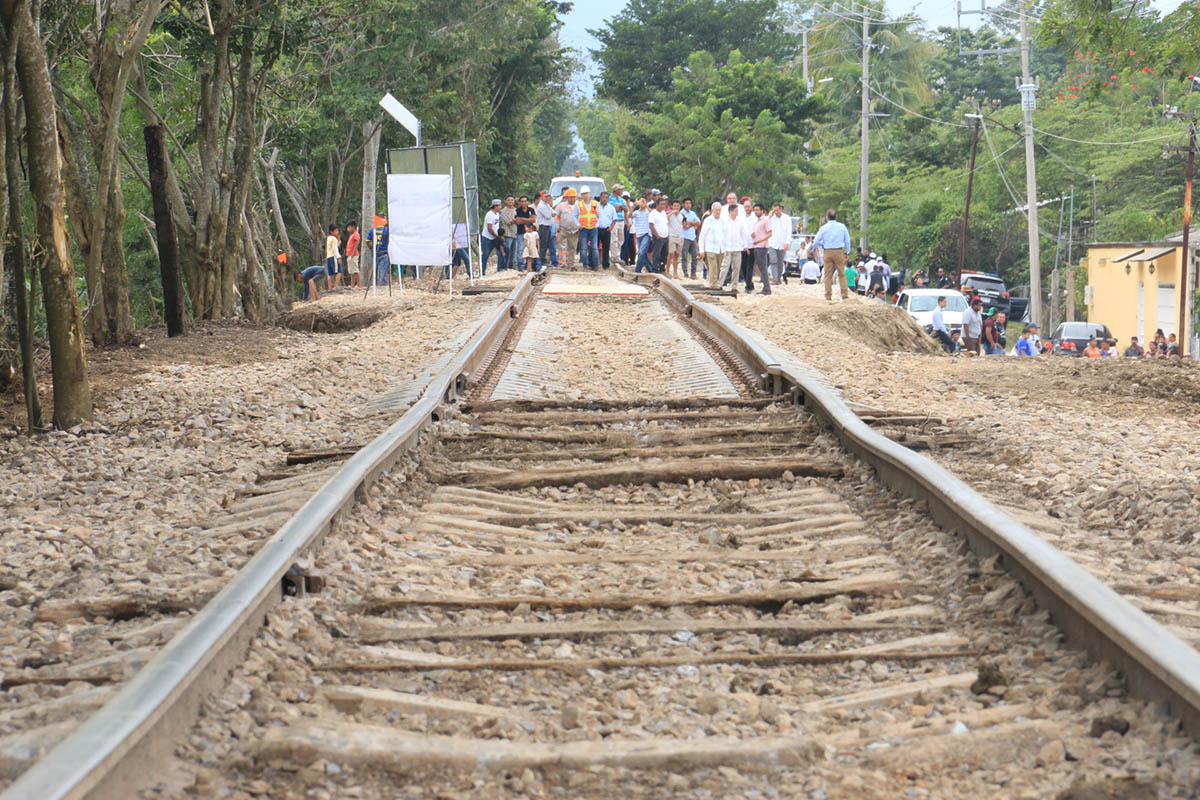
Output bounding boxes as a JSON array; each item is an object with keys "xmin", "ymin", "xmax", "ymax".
[{"xmin": 549, "ymin": 175, "xmax": 607, "ymax": 203}]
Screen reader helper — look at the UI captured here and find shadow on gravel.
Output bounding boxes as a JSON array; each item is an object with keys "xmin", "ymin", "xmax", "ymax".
[{"xmin": 276, "ymin": 306, "xmax": 388, "ymax": 333}]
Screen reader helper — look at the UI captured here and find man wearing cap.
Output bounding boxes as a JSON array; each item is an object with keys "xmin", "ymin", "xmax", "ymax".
[
  {"xmin": 813, "ymin": 209, "xmax": 852, "ymax": 301},
  {"xmin": 982, "ymin": 309, "xmax": 1007, "ymax": 355},
  {"xmin": 962, "ymin": 296, "xmax": 984, "ymax": 354},
  {"xmin": 631, "ymin": 195, "xmax": 653, "ymax": 273},
  {"xmin": 555, "ymin": 188, "xmax": 581, "ymax": 270},
  {"xmin": 535, "ymin": 191, "xmax": 555, "ymax": 269},
  {"xmin": 1027, "ymin": 323, "xmax": 1041, "ymax": 351},
  {"xmin": 577, "ymin": 188, "xmax": 600, "ymax": 270},
  {"xmin": 481, "ymin": 198, "xmax": 504, "ymax": 275}
]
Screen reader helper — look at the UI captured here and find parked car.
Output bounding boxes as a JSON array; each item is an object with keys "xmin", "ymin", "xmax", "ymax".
[
  {"xmin": 896, "ymin": 289, "xmax": 968, "ymax": 333},
  {"xmin": 784, "ymin": 234, "xmax": 809, "ymax": 276},
  {"xmin": 960, "ymin": 271, "xmax": 1011, "ymax": 316},
  {"xmin": 1050, "ymin": 321, "xmax": 1114, "ymax": 355}
]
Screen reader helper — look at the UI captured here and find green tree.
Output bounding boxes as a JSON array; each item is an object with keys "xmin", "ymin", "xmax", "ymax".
[
  {"xmin": 611, "ymin": 51, "xmax": 824, "ymax": 203},
  {"xmin": 591, "ymin": 0, "xmax": 796, "ymax": 110}
]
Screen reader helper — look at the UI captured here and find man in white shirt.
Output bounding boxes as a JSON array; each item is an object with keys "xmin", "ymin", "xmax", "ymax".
[
  {"xmin": 768, "ymin": 203, "xmax": 791, "ymax": 285},
  {"xmin": 680, "ymin": 199, "xmax": 701, "ymax": 278},
  {"xmin": 648, "ymin": 196, "xmax": 670, "ymax": 274},
  {"xmin": 481, "ymin": 198, "xmax": 503, "ymax": 275},
  {"xmin": 719, "ymin": 204, "xmax": 743, "ymax": 288},
  {"xmin": 800, "ymin": 258, "xmax": 821, "ymax": 283},
  {"xmin": 698, "ymin": 202, "xmax": 725, "ymax": 288}
]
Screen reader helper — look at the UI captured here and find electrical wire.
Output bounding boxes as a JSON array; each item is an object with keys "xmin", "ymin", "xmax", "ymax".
[
  {"xmin": 981, "ymin": 120, "xmax": 1074, "ymax": 244},
  {"xmin": 871, "ymin": 90, "xmax": 972, "ymax": 128},
  {"xmin": 810, "ymin": 1, "xmax": 922, "ymax": 26},
  {"xmin": 1031, "ymin": 127, "xmax": 1183, "ymax": 146}
]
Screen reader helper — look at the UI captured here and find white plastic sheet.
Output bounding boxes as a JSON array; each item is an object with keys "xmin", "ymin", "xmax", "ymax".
[{"xmin": 388, "ymin": 174, "xmax": 451, "ymax": 267}]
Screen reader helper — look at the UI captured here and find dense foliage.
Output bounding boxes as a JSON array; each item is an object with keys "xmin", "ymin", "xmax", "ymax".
[{"xmin": 580, "ymin": 0, "xmax": 1200, "ymax": 287}]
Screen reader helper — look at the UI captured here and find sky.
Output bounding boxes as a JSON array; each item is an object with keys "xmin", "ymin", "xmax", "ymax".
[{"xmin": 559, "ymin": 0, "xmax": 1189, "ymax": 61}]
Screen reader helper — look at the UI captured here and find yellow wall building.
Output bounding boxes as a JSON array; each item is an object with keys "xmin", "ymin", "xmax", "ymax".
[{"xmin": 1086, "ymin": 240, "xmax": 1195, "ymax": 348}]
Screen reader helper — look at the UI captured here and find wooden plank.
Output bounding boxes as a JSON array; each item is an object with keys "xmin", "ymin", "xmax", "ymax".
[
  {"xmin": 799, "ymin": 672, "xmax": 976, "ymax": 713},
  {"xmin": 360, "ymin": 572, "xmax": 906, "ymax": 614},
  {"xmin": 736, "ymin": 514, "xmax": 864, "ymax": 539},
  {"xmin": 1114, "ymin": 582, "xmax": 1200, "ymax": 602},
  {"xmin": 286, "ymin": 445, "xmax": 361, "ymax": 465},
  {"xmin": 431, "ymin": 486, "xmax": 561, "ymax": 510},
  {"xmin": 846, "ymin": 632, "xmax": 968, "ymax": 654},
  {"xmin": 467, "ymin": 409, "xmax": 786, "ymax": 427},
  {"xmin": 318, "ymin": 647, "xmax": 973, "ymax": 675},
  {"xmin": 420, "ymin": 506, "xmax": 807, "ymax": 527},
  {"xmin": 458, "ymin": 457, "xmax": 844, "ymax": 491},
  {"xmin": 415, "ymin": 525, "xmax": 571, "ymax": 552},
  {"xmin": 460, "ymin": 397, "xmax": 783, "ymax": 414},
  {"xmin": 33, "ymin": 596, "xmax": 199, "ymax": 624},
  {"xmin": 441, "ymin": 425, "xmax": 811, "ymax": 447},
  {"xmin": 455, "ymin": 442, "xmax": 799, "ymax": 464},
  {"xmin": 441, "ymin": 550, "xmax": 891, "ymax": 570},
  {"xmin": 357, "ymin": 617, "xmax": 902, "ymax": 644},
  {"xmin": 826, "ymin": 703, "xmax": 1039, "ymax": 748},
  {"xmin": 257, "ymin": 721, "xmax": 823, "ymax": 772},
  {"xmin": 323, "ymin": 686, "xmax": 533, "ymax": 723}
]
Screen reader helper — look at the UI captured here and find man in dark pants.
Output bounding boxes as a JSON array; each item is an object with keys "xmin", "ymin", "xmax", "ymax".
[
  {"xmin": 597, "ymin": 191, "xmax": 614, "ymax": 269},
  {"xmin": 535, "ymin": 190, "xmax": 555, "ymax": 267},
  {"xmin": 649, "ymin": 196, "xmax": 670, "ymax": 274}
]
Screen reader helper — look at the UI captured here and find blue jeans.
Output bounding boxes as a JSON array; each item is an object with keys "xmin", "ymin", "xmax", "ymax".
[
  {"xmin": 375, "ymin": 253, "xmax": 389, "ymax": 285},
  {"xmin": 504, "ymin": 237, "xmax": 519, "ymax": 269},
  {"xmin": 548, "ymin": 234, "xmax": 559, "ymax": 268},
  {"xmin": 579, "ymin": 228, "xmax": 599, "ymax": 268},
  {"xmin": 480, "ymin": 237, "xmax": 504, "ymax": 274},
  {"xmin": 635, "ymin": 234, "xmax": 652, "ymax": 273},
  {"xmin": 451, "ymin": 248, "xmax": 470, "ymax": 278}
]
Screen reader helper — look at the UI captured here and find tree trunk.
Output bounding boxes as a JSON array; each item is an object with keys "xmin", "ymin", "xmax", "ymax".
[
  {"xmin": 144, "ymin": 123, "xmax": 184, "ymax": 336},
  {"xmin": 10, "ymin": 4, "xmax": 91, "ymax": 427},
  {"xmin": 361, "ymin": 117, "xmax": 381, "ymax": 283},
  {"xmin": 262, "ymin": 147, "xmax": 292, "ymax": 261},
  {"xmin": 81, "ymin": 0, "xmax": 161, "ymax": 346}
]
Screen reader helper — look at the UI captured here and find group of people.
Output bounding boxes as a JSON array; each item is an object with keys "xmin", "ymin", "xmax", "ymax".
[
  {"xmin": 473, "ymin": 188, "xmax": 805, "ymax": 295},
  {"xmin": 293, "ymin": 220, "xmax": 391, "ymax": 301},
  {"xmin": 1117, "ymin": 330, "xmax": 1180, "ymax": 358}
]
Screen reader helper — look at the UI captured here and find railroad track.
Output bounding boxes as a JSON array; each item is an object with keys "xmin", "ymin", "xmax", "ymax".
[{"xmin": 5, "ymin": 270, "xmax": 1200, "ymax": 798}]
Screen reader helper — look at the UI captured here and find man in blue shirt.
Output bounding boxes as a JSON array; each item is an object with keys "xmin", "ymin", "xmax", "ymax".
[
  {"xmin": 609, "ymin": 187, "xmax": 629, "ymax": 265},
  {"xmin": 931, "ymin": 295, "xmax": 953, "ymax": 351},
  {"xmin": 294, "ymin": 264, "xmax": 327, "ymax": 301},
  {"xmin": 812, "ymin": 209, "xmax": 852, "ymax": 301},
  {"xmin": 680, "ymin": 198, "xmax": 701, "ymax": 278},
  {"xmin": 1015, "ymin": 328, "xmax": 1037, "ymax": 356},
  {"xmin": 365, "ymin": 221, "xmax": 389, "ymax": 286}
]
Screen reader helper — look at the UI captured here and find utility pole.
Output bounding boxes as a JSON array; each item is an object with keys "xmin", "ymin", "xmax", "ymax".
[
  {"xmin": 1163, "ymin": 118, "xmax": 1196, "ymax": 356},
  {"xmin": 802, "ymin": 28, "xmax": 810, "ymax": 92},
  {"xmin": 958, "ymin": 112, "xmax": 983, "ymax": 288},
  {"xmin": 1018, "ymin": 2, "xmax": 1043, "ymax": 328},
  {"xmin": 859, "ymin": 6, "xmax": 870, "ymax": 253}
]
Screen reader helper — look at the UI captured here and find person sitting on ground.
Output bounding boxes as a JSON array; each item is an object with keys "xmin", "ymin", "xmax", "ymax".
[
  {"xmin": 1083, "ymin": 337, "xmax": 1102, "ymax": 358},
  {"xmin": 1167, "ymin": 333, "xmax": 1179, "ymax": 355},
  {"xmin": 872, "ymin": 285, "xmax": 888, "ymax": 302},
  {"xmin": 295, "ymin": 264, "xmax": 326, "ymax": 302},
  {"xmin": 867, "ymin": 260, "xmax": 886, "ymax": 294},
  {"xmin": 949, "ymin": 330, "xmax": 963, "ymax": 352},
  {"xmin": 982, "ymin": 310, "xmax": 1007, "ymax": 354},
  {"xmin": 931, "ymin": 295, "xmax": 954, "ymax": 352},
  {"xmin": 1027, "ymin": 322, "xmax": 1042, "ymax": 350},
  {"xmin": 1124, "ymin": 336, "xmax": 1144, "ymax": 357},
  {"xmin": 800, "ymin": 257, "xmax": 821, "ymax": 284},
  {"xmin": 1014, "ymin": 327, "xmax": 1037, "ymax": 356},
  {"xmin": 1100, "ymin": 339, "xmax": 1116, "ymax": 357}
]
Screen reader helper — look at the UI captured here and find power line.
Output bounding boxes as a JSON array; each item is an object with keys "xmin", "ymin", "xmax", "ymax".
[
  {"xmin": 871, "ymin": 90, "xmax": 972, "ymax": 128},
  {"xmin": 1031, "ymin": 127, "xmax": 1183, "ymax": 146}
]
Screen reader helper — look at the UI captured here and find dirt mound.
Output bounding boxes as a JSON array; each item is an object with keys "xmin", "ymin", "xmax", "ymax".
[
  {"xmin": 276, "ymin": 306, "xmax": 388, "ymax": 334},
  {"xmin": 808, "ymin": 301, "xmax": 940, "ymax": 355},
  {"xmin": 1052, "ymin": 355, "xmax": 1200, "ymax": 405}
]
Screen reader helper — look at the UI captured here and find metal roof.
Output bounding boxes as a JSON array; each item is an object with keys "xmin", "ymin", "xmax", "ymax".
[{"xmin": 1126, "ymin": 246, "xmax": 1176, "ymax": 262}]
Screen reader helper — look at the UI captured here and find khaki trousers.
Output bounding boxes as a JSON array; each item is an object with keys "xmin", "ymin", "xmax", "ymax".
[
  {"xmin": 822, "ymin": 248, "xmax": 848, "ymax": 300},
  {"xmin": 704, "ymin": 252, "xmax": 724, "ymax": 287},
  {"xmin": 557, "ymin": 230, "xmax": 579, "ymax": 269},
  {"xmin": 718, "ymin": 251, "xmax": 741, "ymax": 287},
  {"xmin": 610, "ymin": 221, "xmax": 625, "ymax": 262}
]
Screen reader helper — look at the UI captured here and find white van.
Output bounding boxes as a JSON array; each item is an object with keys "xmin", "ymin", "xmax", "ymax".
[
  {"xmin": 549, "ymin": 175, "xmax": 607, "ymax": 203},
  {"xmin": 895, "ymin": 288, "xmax": 967, "ymax": 333}
]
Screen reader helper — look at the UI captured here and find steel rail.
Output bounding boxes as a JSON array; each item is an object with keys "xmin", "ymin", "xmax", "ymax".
[
  {"xmin": 3, "ymin": 275, "xmax": 540, "ymax": 800},
  {"xmin": 618, "ymin": 267, "xmax": 1200, "ymax": 737}
]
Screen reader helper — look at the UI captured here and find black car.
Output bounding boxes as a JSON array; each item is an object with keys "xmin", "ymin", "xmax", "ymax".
[
  {"xmin": 1050, "ymin": 321, "xmax": 1113, "ymax": 355},
  {"xmin": 960, "ymin": 272, "xmax": 1011, "ymax": 316}
]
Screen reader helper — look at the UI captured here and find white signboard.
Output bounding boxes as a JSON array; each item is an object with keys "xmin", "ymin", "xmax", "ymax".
[
  {"xmin": 379, "ymin": 93, "xmax": 421, "ymax": 143},
  {"xmin": 388, "ymin": 174, "xmax": 451, "ymax": 267}
]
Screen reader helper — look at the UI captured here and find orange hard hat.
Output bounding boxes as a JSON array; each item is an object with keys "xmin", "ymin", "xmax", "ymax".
[{"xmin": 564, "ymin": 188, "xmax": 577, "ymax": 197}]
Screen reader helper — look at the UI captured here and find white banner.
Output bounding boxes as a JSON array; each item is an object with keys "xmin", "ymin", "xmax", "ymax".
[{"xmin": 388, "ymin": 173, "xmax": 451, "ymax": 266}]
